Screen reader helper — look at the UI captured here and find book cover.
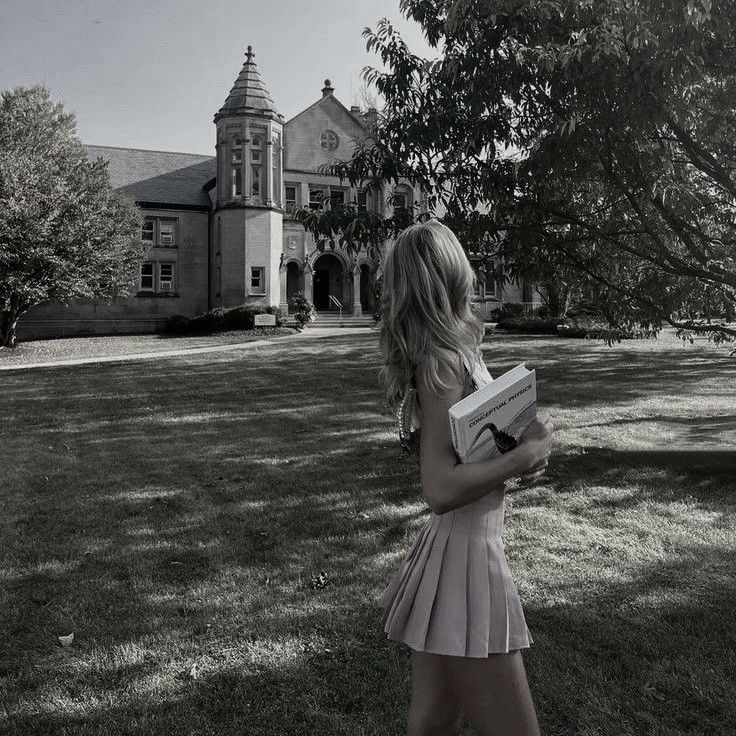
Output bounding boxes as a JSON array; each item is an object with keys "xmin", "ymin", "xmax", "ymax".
[{"xmin": 448, "ymin": 363, "xmax": 537, "ymax": 463}]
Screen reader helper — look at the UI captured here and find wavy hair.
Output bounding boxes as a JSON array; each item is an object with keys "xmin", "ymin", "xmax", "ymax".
[{"xmin": 378, "ymin": 218, "xmax": 485, "ymax": 414}]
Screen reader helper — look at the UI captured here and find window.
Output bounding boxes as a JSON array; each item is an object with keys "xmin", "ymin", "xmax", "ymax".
[
  {"xmin": 471, "ymin": 262, "xmax": 482, "ymax": 298},
  {"xmin": 140, "ymin": 263, "xmax": 154, "ymax": 291},
  {"xmin": 357, "ymin": 190, "xmax": 368, "ymax": 213},
  {"xmin": 309, "ymin": 186, "xmax": 325, "ymax": 210},
  {"xmin": 159, "ymin": 221, "xmax": 175, "ymax": 246},
  {"xmin": 393, "ymin": 192, "xmax": 407, "ymax": 210},
  {"xmin": 251, "ymin": 165, "xmax": 262, "ymax": 197},
  {"xmin": 329, "ymin": 189, "xmax": 345, "ymax": 207},
  {"xmin": 285, "ymin": 184, "xmax": 298, "ymax": 211},
  {"xmin": 141, "ymin": 218, "xmax": 178, "ymax": 247},
  {"xmin": 142, "ymin": 220, "xmax": 154, "ymax": 242},
  {"xmin": 159, "ymin": 263, "xmax": 174, "ymax": 291},
  {"xmin": 232, "ymin": 138, "xmax": 243, "ymax": 197},
  {"xmin": 486, "ymin": 261, "xmax": 499, "ymax": 298},
  {"xmin": 251, "ymin": 133, "xmax": 263, "ymax": 199},
  {"xmin": 138, "ymin": 262, "xmax": 176, "ymax": 295},
  {"xmin": 471, "ymin": 260, "xmax": 498, "ymax": 299},
  {"xmin": 251, "ymin": 266, "xmax": 265, "ymax": 294}
]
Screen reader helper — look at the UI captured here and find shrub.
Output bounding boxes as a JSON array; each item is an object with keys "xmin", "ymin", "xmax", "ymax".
[
  {"xmin": 287, "ymin": 293, "xmax": 316, "ymax": 330},
  {"xmin": 161, "ymin": 304, "xmax": 287, "ymax": 335},
  {"xmin": 489, "ymin": 303, "xmax": 525, "ymax": 323},
  {"xmin": 496, "ymin": 314, "xmax": 561, "ymax": 334},
  {"xmin": 558, "ymin": 317, "xmax": 659, "ymax": 344}
]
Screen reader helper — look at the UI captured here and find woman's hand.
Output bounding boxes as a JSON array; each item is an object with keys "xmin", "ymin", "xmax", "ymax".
[{"xmin": 517, "ymin": 413, "xmax": 554, "ymax": 484}]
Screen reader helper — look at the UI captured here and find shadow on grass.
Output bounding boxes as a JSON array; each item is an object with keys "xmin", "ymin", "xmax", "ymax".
[
  {"xmin": 6, "ymin": 546, "xmax": 735, "ymax": 736},
  {"xmin": 540, "ymin": 446, "xmax": 736, "ymax": 507},
  {"xmin": 1, "ymin": 332, "xmax": 734, "ymax": 735}
]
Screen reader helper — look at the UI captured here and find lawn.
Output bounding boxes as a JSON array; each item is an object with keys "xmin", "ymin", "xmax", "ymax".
[
  {"xmin": 1, "ymin": 330, "xmax": 734, "ymax": 735},
  {"xmin": 0, "ymin": 327, "xmax": 298, "ymax": 367}
]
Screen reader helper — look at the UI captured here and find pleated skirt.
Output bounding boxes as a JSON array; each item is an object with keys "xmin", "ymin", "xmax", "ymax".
[{"xmin": 374, "ymin": 488, "xmax": 532, "ymax": 658}]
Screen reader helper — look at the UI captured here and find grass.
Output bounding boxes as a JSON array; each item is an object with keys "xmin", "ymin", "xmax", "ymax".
[{"xmin": 0, "ymin": 329, "xmax": 734, "ymax": 735}]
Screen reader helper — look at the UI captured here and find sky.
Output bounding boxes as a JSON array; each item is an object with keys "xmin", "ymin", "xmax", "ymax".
[{"xmin": 0, "ymin": 0, "xmax": 438, "ymax": 154}]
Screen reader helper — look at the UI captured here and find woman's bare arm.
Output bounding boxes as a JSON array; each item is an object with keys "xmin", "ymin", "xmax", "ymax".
[{"xmin": 417, "ymin": 362, "xmax": 552, "ymax": 515}]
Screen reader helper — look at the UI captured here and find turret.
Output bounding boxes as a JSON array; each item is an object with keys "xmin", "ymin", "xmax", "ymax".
[{"xmin": 211, "ymin": 45, "xmax": 284, "ymax": 308}]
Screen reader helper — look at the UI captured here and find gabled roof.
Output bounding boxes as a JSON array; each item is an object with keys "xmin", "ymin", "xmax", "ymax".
[
  {"xmin": 286, "ymin": 87, "xmax": 367, "ymax": 130},
  {"xmin": 85, "ymin": 145, "xmax": 216, "ymax": 208},
  {"xmin": 215, "ymin": 45, "xmax": 284, "ymax": 123}
]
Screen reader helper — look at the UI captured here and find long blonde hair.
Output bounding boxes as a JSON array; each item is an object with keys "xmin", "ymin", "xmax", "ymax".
[{"xmin": 378, "ymin": 218, "xmax": 485, "ymax": 414}]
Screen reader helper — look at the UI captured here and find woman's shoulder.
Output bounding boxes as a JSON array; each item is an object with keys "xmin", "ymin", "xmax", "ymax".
[
  {"xmin": 414, "ymin": 350, "xmax": 473, "ymax": 381},
  {"xmin": 413, "ymin": 350, "xmax": 475, "ymax": 402}
]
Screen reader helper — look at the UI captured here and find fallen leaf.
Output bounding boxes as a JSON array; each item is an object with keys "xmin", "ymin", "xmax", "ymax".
[{"xmin": 58, "ymin": 632, "xmax": 74, "ymax": 647}]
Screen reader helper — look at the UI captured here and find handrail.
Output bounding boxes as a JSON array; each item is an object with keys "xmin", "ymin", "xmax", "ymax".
[{"xmin": 328, "ymin": 294, "xmax": 342, "ymax": 319}]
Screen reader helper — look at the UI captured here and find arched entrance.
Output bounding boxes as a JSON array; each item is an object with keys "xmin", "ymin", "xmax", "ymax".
[
  {"xmin": 286, "ymin": 261, "xmax": 300, "ymax": 302},
  {"xmin": 312, "ymin": 252, "xmax": 344, "ymax": 310}
]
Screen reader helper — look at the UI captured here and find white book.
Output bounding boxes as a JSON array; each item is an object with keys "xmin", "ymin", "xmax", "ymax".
[{"xmin": 448, "ymin": 363, "xmax": 537, "ymax": 463}]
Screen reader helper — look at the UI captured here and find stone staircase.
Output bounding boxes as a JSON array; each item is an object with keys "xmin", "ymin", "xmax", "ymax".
[{"xmin": 287, "ymin": 310, "xmax": 377, "ymax": 329}]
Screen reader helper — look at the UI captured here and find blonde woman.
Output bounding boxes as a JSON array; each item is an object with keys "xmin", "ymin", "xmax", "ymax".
[{"xmin": 375, "ymin": 219, "xmax": 553, "ymax": 736}]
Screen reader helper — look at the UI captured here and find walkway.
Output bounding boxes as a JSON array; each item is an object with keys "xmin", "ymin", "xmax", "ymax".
[{"xmin": 0, "ymin": 326, "xmax": 375, "ymax": 371}]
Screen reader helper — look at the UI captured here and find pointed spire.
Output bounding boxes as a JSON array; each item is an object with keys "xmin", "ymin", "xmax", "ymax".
[{"xmin": 215, "ymin": 44, "xmax": 283, "ymax": 122}]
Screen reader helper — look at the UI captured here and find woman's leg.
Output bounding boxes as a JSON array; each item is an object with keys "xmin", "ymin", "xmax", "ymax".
[
  {"xmin": 407, "ymin": 649, "xmax": 465, "ymax": 736},
  {"xmin": 446, "ymin": 649, "xmax": 540, "ymax": 736}
]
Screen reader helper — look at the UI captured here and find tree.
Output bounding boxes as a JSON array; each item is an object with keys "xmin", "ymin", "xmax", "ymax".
[
  {"xmin": 0, "ymin": 85, "xmax": 143, "ymax": 348},
  {"xmin": 296, "ymin": 0, "xmax": 736, "ymax": 344}
]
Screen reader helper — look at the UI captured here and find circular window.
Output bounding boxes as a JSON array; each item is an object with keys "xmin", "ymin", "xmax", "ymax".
[{"xmin": 320, "ymin": 129, "xmax": 339, "ymax": 151}]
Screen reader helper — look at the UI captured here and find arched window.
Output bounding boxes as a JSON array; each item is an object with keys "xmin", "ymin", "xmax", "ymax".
[{"xmin": 231, "ymin": 138, "xmax": 243, "ymax": 198}]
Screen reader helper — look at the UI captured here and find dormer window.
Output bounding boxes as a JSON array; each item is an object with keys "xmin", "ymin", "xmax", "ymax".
[{"xmin": 232, "ymin": 138, "xmax": 243, "ymax": 197}]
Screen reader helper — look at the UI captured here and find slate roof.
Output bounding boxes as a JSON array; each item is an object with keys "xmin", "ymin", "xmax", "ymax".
[
  {"xmin": 215, "ymin": 45, "xmax": 283, "ymax": 122},
  {"xmin": 85, "ymin": 145, "xmax": 216, "ymax": 208}
]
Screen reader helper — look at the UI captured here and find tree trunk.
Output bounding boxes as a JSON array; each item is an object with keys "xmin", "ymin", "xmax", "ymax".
[
  {"xmin": 1, "ymin": 310, "xmax": 19, "ymax": 348},
  {"xmin": 542, "ymin": 280, "xmax": 570, "ymax": 319}
]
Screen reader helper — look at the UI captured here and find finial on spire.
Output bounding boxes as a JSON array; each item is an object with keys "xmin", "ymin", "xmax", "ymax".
[
  {"xmin": 321, "ymin": 78, "xmax": 334, "ymax": 98},
  {"xmin": 246, "ymin": 45, "xmax": 255, "ymax": 61}
]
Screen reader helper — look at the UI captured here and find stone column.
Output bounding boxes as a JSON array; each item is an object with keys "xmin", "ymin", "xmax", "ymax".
[
  {"xmin": 265, "ymin": 137, "xmax": 274, "ymax": 206},
  {"xmin": 352, "ymin": 265, "xmax": 362, "ymax": 316},
  {"xmin": 279, "ymin": 261, "xmax": 288, "ymax": 313},
  {"xmin": 303, "ymin": 261, "xmax": 314, "ymax": 304}
]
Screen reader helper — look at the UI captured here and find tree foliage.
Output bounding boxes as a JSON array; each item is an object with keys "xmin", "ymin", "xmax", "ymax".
[
  {"xmin": 296, "ymin": 0, "xmax": 736, "ymax": 343},
  {"xmin": 0, "ymin": 85, "xmax": 143, "ymax": 347}
]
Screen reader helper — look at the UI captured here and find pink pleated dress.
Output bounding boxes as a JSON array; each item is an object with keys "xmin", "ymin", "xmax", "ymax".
[{"xmin": 374, "ymin": 355, "xmax": 533, "ymax": 658}]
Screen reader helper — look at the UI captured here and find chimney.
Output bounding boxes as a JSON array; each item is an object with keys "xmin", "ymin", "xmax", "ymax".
[
  {"xmin": 350, "ymin": 105, "xmax": 360, "ymax": 114},
  {"xmin": 321, "ymin": 79, "xmax": 334, "ymax": 98},
  {"xmin": 362, "ymin": 106, "xmax": 378, "ymax": 129}
]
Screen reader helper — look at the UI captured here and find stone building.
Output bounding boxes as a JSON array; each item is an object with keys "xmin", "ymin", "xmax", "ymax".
[{"xmin": 19, "ymin": 45, "xmax": 535, "ymax": 340}]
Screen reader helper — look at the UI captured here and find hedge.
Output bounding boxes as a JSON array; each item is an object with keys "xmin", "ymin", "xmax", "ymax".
[{"xmin": 161, "ymin": 304, "xmax": 288, "ymax": 335}]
